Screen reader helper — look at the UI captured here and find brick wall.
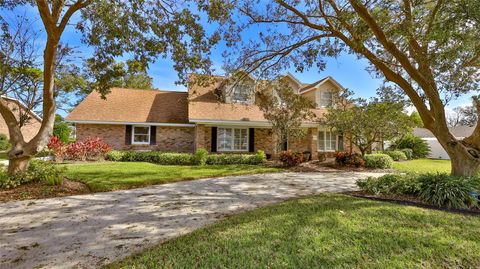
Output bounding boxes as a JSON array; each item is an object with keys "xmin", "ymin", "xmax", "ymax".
[{"xmin": 76, "ymin": 124, "xmax": 195, "ymax": 152}]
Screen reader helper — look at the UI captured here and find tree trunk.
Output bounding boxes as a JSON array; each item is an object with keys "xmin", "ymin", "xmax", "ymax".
[
  {"xmin": 436, "ymin": 132, "xmax": 480, "ymax": 176},
  {"xmin": 449, "ymin": 148, "xmax": 480, "ymax": 177},
  {"xmin": 8, "ymin": 156, "xmax": 32, "ymax": 175}
]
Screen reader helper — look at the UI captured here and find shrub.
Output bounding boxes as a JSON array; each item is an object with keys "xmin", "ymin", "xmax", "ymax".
[
  {"xmin": 0, "ymin": 160, "xmax": 65, "ymax": 189},
  {"xmin": 105, "ymin": 150, "xmax": 125, "ymax": 161},
  {"xmin": 364, "ymin": 154, "xmax": 394, "ymax": 169},
  {"xmin": 28, "ymin": 160, "xmax": 65, "ymax": 186},
  {"xmin": 66, "ymin": 137, "xmax": 111, "ymax": 161},
  {"xmin": 400, "ymin": 148, "xmax": 413, "ymax": 160},
  {"xmin": 114, "ymin": 151, "xmax": 195, "ymax": 165},
  {"xmin": 53, "ymin": 121, "xmax": 71, "ymax": 143},
  {"xmin": 194, "ymin": 148, "xmax": 208, "ymax": 166},
  {"xmin": 334, "ymin": 152, "xmax": 365, "ymax": 167},
  {"xmin": 207, "ymin": 151, "xmax": 266, "ymax": 165},
  {"xmin": 357, "ymin": 173, "xmax": 480, "ymax": 209},
  {"xmin": 357, "ymin": 174, "xmax": 421, "ymax": 195},
  {"xmin": 0, "ymin": 133, "xmax": 10, "ymax": 150},
  {"xmin": 255, "ymin": 150, "xmax": 267, "ymax": 164},
  {"xmin": 278, "ymin": 150, "xmax": 303, "ymax": 167},
  {"xmin": 417, "ymin": 173, "xmax": 477, "ymax": 209},
  {"xmin": 382, "ymin": 150, "xmax": 407, "ymax": 161},
  {"xmin": 48, "ymin": 136, "xmax": 67, "ymax": 163},
  {"xmin": 391, "ymin": 134, "xmax": 430, "ymax": 159}
]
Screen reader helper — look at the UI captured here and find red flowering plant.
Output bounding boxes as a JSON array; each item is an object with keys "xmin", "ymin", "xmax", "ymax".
[
  {"xmin": 48, "ymin": 136, "xmax": 67, "ymax": 163},
  {"xmin": 279, "ymin": 150, "xmax": 304, "ymax": 167},
  {"xmin": 66, "ymin": 137, "xmax": 111, "ymax": 161}
]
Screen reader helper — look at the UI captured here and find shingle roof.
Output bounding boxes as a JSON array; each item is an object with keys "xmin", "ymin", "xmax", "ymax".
[
  {"xmin": 66, "ymin": 88, "xmax": 189, "ymax": 124},
  {"xmin": 413, "ymin": 126, "xmax": 474, "ymax": 138}
]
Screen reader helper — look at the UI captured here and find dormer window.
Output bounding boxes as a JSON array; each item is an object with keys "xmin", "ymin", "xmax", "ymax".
[
  {"xmin": 319, "ymin": 90, "xmax": 333, "ymax": 108},
  {"xmin": 232, "ymin": 84, "xmax": 250, "ymax": 103}
]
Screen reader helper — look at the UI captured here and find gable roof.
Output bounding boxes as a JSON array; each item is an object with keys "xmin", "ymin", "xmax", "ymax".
[
  {"xmin": 66, "ymin": 88, "xmax": 189, "ymax": 124},
  {"xmin": 414, "ymin": 126, "xmax": 474, "ymax": 139},
  {"xmin": 1, "ymin": 96, "xmax": 42, "ymax": 122},
  {"xmin": 299, "ymin": 76, "xmax": 345, "ymax": 93},
  {"xmin": 187, "ymin": 74, "xmax": 326, "ymax": 124}
]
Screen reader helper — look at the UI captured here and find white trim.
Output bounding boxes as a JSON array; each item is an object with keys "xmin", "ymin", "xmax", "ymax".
[
  {"xmin": 284, "ymin": 73, "xmax": 303, "ymax": 87},
  {"xmin": 66, "ymin": 120, "xmax": 195, "ymax": 127},
  {"xmin": 217, "ymin": 127, "xmax": 249, "ymax": 152},
  {"xmin": 190, "ymin": 119, "xmax": 319, "ymax": 128},
  {"xmin": 300, "ymin": 76, "xmax": 345, "ymax": 95},
  {"xmin": 317, "ymin": 130, "xmax": 343, "ymax": 152},
  {"xmin": 132, "ymin": 125, "xmax": 151, "ymax": 145},
  {"xmin": 1, "ymin": 96, "xmax": 43, "ymax": 121}
]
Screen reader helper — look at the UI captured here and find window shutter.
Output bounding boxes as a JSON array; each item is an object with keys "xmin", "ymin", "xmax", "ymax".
[
  {"xmin": 125, "ymin": 125, "xmax": 132, "ymax": 145},
  {"xmin": 211, "ymin": 127, "xmax": 217, "ymax": 152},
  {"xmin": 248, "ymin": 128, "xmax": 255, "ymax": 152},
  {"xmin": 150, "ymin": 126, "xmax": 156, "ymax": 145}
]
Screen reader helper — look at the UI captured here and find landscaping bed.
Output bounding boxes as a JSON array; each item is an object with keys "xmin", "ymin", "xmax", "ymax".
[
  {"xmin": 349, "ymin": 191, "xmax": 480, "ymax": 215},
  {"xmin": 0, "ymin": 178, "xmax": 89, "ymax": 202},
  {"xmin": 107, "ymin": 194, "xmax": 480, "ymax": 268}
]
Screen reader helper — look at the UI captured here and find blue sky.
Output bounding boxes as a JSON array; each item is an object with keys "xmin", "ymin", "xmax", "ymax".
[{"xmin": 4, "ymin": 4, "xmax": 474, "ymax": 115}]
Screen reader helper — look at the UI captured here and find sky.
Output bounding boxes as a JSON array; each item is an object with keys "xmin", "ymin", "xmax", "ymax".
[{"xmin": 3, "ymin": 4, "xmax": 475, "ymax": 117}]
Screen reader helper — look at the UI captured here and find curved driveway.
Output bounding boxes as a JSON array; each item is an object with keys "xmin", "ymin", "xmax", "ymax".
[{"xmin": 0, "ymin": 171, "xmax": 382, "ymax": 269}]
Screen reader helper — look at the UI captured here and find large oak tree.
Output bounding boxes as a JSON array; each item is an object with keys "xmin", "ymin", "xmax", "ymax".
[
  {"xmin": 0, "ymin": 0, "xmax": 228, "ymax": 174},
  {"xmin": 219, "ymin": 0, "xmax": 480, "ymax": 176}
]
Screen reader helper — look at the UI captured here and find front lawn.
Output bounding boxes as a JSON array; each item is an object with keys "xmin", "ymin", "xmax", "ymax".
[
  {"xmin": 393, "ymin": 158, "xmax": 451, "ymax": 174},
  {"xmin": 108, "ymin": 194, "xmax": 480, "ymax": 268},
  {"xmin": 65, "ymin": 162, "xmax": 282, "ymax": 192}
]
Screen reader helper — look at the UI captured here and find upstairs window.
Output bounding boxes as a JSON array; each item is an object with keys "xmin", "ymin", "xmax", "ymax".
[
  {"xmin": 232, "ymin": 84, "xmax": 251, "ymax": 103},
  {"xmin": 319, "ymin": 91, "xmax": 334, "ymax": 108}
]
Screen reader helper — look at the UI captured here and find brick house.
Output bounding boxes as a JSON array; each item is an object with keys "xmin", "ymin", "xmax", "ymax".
[
  {"xmin": 66, "ymin": 73, "xmax": 349, "ymax": 159},
  {"xmin": 0, "ymin": 97, "xmax": 42, "ymax": 142}
]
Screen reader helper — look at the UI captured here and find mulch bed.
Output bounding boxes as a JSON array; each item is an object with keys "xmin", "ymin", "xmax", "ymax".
[
  {"xmin": 0, "ymin": 179, "xmax": 90, "ymax": 203},
  {"xmin": 348, "ymin": 191, "xmax": 480, "ymax": 216}
]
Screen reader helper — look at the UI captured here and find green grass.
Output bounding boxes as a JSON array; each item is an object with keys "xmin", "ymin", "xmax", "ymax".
[
  {"xmin": 107, "ymin": 194, "xmax": 480, "ymax": 269},
  {"xmin": 0, "ymin": 151, "xmax": 7, "ymax": 160},
  {"xmin": 64, "ymin": 162, "xmax": 282, "ymax": 192},
  {"xmin": 393, "ymin": 158, "xmax": 451, "ymax": 174}
]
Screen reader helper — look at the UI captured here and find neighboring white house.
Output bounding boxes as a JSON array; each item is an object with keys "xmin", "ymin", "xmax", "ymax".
[{"xmin": 413, "ymin": 126, "xmax": 474, "ymax": 160}]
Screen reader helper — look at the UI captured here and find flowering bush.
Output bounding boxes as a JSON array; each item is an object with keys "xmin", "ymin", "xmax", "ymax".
[
  {"xmin": 334, "ymin": 152, "xmax": 365, "ymax": 167},
  {"xmin": 279, "ymin": 150, "xmax": 304, "ymax": 167},
  {"xmin": 48, "ymin": 136, "xmax": 67, "ymax": 163},
  {"xmin": 66, "ymin": 137, "xmax": 111, "ymax": 161}
]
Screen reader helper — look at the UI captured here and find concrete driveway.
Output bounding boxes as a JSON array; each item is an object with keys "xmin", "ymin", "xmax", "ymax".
[{"xmin": 0, "ymin": 171, "xmax": 381, "ymax": 269}]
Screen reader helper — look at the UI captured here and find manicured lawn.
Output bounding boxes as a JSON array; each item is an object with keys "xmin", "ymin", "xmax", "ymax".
[
  {"xmin": 107, "ymin": 194, "xmax": 480, "ymax": 268},
  {"xmin": 65, "ymin": 162, "xmax": 282, "ymax": 192},
  {"xmin": 393, "ymin": 158, "xmax": 451, "ymax": 174}
]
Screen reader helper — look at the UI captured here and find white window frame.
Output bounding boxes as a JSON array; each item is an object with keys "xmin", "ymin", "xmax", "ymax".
[
  {"xmin": 132, "ymin": 125, "xmax": 151, "ymax": 145},
  {"xmin": 217, "ymin": 127, "xmax": 249, "ymax": 152},
  {"xmin": 319, "ymin": 90, "xmax": 334, "ymax": 108},
  {"xmin": 318, "ymin": 131, "xmax": 343, "ymax": 152},
  {"xmin": 232, "ymin": 84, "xmax": 250, "ymax": 103}
]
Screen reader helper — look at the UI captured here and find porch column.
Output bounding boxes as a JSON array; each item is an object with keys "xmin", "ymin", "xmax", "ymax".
[
  {"xmin": 194, "ymin": 124, "xmax": 206, "ymax": 151},
  {"xmin": 307, "ymin": 127, "xmax": 318, "ymax": 160}
]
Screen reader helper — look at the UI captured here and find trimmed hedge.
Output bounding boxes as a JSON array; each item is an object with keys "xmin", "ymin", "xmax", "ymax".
[
  {"xmin": 106, "ymin": 150, "xmax": 266, "ymax": 166},
  {"xmin": 206, "ymin": 150, "xmax": 266, "ymax": 165},
  {"xmin": 357, "ymin": 173, "xmax": 479, "ymax": 209},
  {"xmin": 364, "ymin": 154, "xmax": 394, "ymax": 169},
  {"xmin": 106, "ymin": 151, "xmax": 195, "ymax": 165},
  {"xmin": 381, "ymin": 150, "xmax": 407, "ymax": 161}
]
